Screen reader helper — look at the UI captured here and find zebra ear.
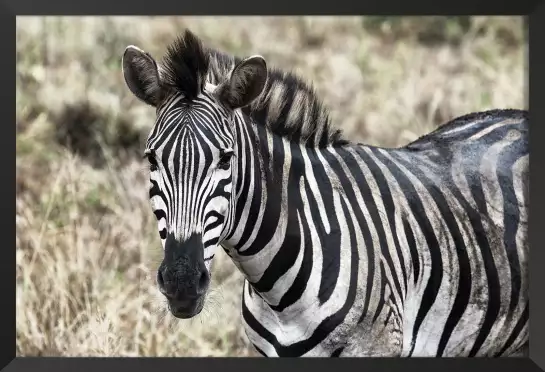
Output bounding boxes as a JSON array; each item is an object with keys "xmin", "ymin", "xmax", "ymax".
[
  {"xmin": 216, "ymin": 55, "xmax": 267, "ymax": 110},
  {"xmin": 122, "ymin": 45, "xmax": 163, "ymax": 107}
]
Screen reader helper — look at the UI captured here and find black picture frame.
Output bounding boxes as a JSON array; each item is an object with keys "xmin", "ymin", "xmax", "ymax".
[{"xmin": 7, "ymin": 1, "xmax": 544, "ymax": 371}]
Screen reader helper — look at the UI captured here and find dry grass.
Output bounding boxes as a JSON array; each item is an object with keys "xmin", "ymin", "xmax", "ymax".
[{"xmin": 16, "ymin": 16, "xmax": 526, "ymax": 357}]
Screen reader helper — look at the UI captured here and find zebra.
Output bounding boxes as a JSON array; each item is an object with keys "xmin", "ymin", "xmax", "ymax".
[{"xmin": 121, "ymin": 29, "xmax": 529, "ymax": 357}]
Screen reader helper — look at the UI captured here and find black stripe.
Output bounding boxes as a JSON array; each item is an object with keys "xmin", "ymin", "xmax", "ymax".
[
  {"xmin": 366, "ymin": 149, "xmax": 443, "ymax": 356},
  {"xmin": 359, "ymin": 148, "xmax": 408, "ymax": 292},
  {"xmin": 253, "ymin": 344, "xmax": 267, "ymax": 357},
  {"xmin": 388, "ymin": 150, "xmax": 473, "ymax": 357},
  {"xmin": 372, "ymin": 263, "xmax": 387, "ymax": 323},
  {"xmin": 246, "ymin": 145, "xmax": 290, "ymax": 294},
  {"xmin": 313, "ymin": 149, "xmax": 343, "ymax": 304},
  {"xmin": 204, "ymin": 255, "xmax": 214, "ymax": 262},
  {"xmin": 404, "ymin": 115, "xmax": 512, "ymax": 150},
  {"xmin": 203, "ymin": 237, "xmax": 219, "ymax": 247},
  {"xmin": 242, "ymin": 195, "xmax": 359, "ymax": 356},
  {"xmin": 269, "ymin": 174, "xmax": 313, "ymax": 312},
  {"xmin": 319, "ymin": 148, "xmax": 377, "ymax": 326},
  {"xmin": 333, "ymin": 151, "xmax": 376, "ymax": 326},
  {"xmin": 153, "ymin": 209, "xmax": 167, "ymax": 222},
  {"xmin": 225, "ymin": 116, "xmax": 255, "ymax": 241},
  {"xmin": 402, "ymin": 216, "xmax": 420, "ymax": 285},
  {"xmin": 357, "ymin": 148, "xmax": 405, "ymax": 311},
  {"xmin": 236, "ymin": 124, "xmax": 281, "ymax": 256},
  {"xmin": 497, "ymin": 302, "xmax": 528, "ymax": 356},
  {"xmin": 300, "ymin": 147, "xmax": 338, "ymax": 305},
  {"xmin": 159, "ymin": 130, "xmax": 179, "ymax": 220},
  {"xmin": 204, "ymin": 211, "xmax": 226, "ymax": 234},
  {"xmin": 464, "ymin": 161, "xmax": 501, "ymax": 356},
  {"xmin": 496, "ymin": 137, "xmax": 527, "ymax": 315}
]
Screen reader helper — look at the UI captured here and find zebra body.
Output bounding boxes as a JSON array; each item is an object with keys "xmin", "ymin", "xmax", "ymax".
[
  {"xmin": 121, "ymin": 30, "xmax": 529, "ymax": 357},
  {"xmin": 231, "ymin": 109, "xmax": 528, "ymax": 357}
]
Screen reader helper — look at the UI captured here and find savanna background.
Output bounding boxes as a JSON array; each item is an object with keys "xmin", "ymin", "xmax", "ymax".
[{"xmin": 16, "ymin": 16, "xmax": 527, "ymax": 357}]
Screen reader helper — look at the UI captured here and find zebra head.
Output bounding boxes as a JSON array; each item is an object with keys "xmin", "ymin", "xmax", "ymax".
[{"xmin": 121, "ymin": 30, "xmax": 267, "ymax": 319}]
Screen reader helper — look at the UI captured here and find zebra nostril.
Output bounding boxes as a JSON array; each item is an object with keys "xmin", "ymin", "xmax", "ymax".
[{"xmin": 157, "ymin": 269, "xmax": 178, "ymax": 299}]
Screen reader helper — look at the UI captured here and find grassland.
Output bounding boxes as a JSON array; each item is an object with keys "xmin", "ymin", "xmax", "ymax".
[{"xmin": 16, "ymin": 16, "xmax": 526, "ymax": 357}]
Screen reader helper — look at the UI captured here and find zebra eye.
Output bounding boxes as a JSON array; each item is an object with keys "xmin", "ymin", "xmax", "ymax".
[
  {"xmin": 218, "ymin": 149, "xmax": 233, "ymax": 170},
  {"xmin": 146, "ymin": 154, "xmax": 159, "ymax": 172}
]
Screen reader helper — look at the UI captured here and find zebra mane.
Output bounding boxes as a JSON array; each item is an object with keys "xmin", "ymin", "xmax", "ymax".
[
  {"xmin": 159, "ymin": 29, "xmax": 349, "ymax": 148},
  {"xmin": 159, "ymin": 30, "xmax": 210, "ymax": 100}
]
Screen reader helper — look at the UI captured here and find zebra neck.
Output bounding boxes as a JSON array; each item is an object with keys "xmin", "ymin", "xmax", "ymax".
[{"xmin": 221, "ymin": 113, "xmax": 361, "ymax": 309}]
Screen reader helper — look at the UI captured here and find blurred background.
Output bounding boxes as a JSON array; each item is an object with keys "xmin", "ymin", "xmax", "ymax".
[{"xmin": 16, "ymin": 16, "xmax": 526, "ymax": 357}]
